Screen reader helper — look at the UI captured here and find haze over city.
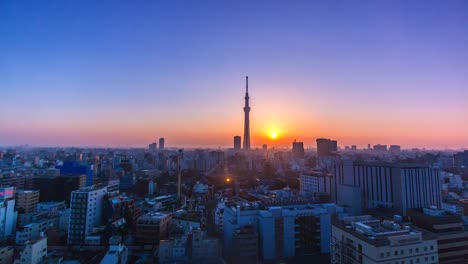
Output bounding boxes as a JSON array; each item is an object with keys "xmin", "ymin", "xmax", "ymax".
[{"xmin": 1, "ymin": 1, "xmax": 467, "ymax": 149}]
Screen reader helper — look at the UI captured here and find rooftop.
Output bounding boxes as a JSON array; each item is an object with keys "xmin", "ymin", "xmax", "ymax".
[{"xmin": 333, "ymin": 215, "xmax": 436, "ymax": 247}]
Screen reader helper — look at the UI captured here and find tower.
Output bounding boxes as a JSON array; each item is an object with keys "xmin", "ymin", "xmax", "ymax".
[
  {"xmin": 233, "ymin": 136, "xmax": 241, "ymax": 149},
  {"xmin": 159, "ymin": 138, "xmax": 165, "ymax": 150},
  {"xmin": 243, "ymin": 76, "xmax": 251, "ymax": 150}
]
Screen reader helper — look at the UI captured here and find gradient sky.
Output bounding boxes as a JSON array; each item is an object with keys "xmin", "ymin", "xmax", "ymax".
[{"xmin": 1, "ymin": 1, "xmax": 467, "ymax": 149}]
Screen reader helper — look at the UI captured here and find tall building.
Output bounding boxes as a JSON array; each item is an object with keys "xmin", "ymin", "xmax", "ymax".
[
  {"xmin": 15, "ymin": 190, "xmax": 40, "ymax": 214},
  {"xmin": 67, "ymin": 183, "xmax": 119, "ymax": 245},
  {"xmin": 332, "ymin": 215, "xmax": 439, "ymax": 264},
  {"xmin": 233, "ymin": 136, "xmax": 241, "ymax": 150},
  {"xmin": 243, "ymin": 76, "xmax": 251, "ymax": 150},
  {"xmin": 149, "ymin": 142, "xmax": 157, "ymax": 151},
  {"xmin": 223, "ymin": 202, "xmax": 342, "ymax": 262},
  {"xmin": 262, "ymin": 144, "xmax": 267, "ymax": 152},
  {"xmin": 292, "ymin": 140, "xmax": 305, "ymax": 158},
  {"xmin": 0, "ymin": 187, "xmax": 17, "ymax": 240},
  {"xmin": 159, "ymin": 138, "xmax": 165, "ymax": 150},
  {"xmin": 316, "ymin": 138, "xmax": 338, "ymax": 157},
  {"xmin": 332, "ymin": 160, "xmax": 442, "ymax": 215}
]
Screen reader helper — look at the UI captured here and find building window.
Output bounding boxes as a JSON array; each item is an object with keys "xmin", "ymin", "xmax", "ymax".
[{"xmin": 395, "ymin": 251, "xmax": 398, "ymax": 256}]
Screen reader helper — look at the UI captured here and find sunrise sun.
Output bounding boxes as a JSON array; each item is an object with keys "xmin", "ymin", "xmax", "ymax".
[{"xmin": 270, "ymin": 131, "xmax": 278, "ymax": 140}]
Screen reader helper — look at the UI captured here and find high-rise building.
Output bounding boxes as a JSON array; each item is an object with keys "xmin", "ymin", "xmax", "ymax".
[
  {"xmin": 243, "ymin": 76, "xmax": 251, "ymax": 150},
  {"xmin": 223, "ymin": 202, "xmax": 342, "ymax": 262},
  {"xmin": 68, "ymin": 183, "xmax": 119, "ymax": 245},
  {"xmin": 332, "ymin": 215, "xmax": 439, "ymax": 264},
  {"xmin": 15, "ymin": 190, "xmax": 40, "ymax": 214},
  {"xmin": 0, "ymin": 187, "xmax": 17, "ymax": 240},
  {"xmin": 233, "ymin": 136, "xmax": 241, "ymax": 149},
  {"xmin": 262, "ymin": 144, "xmax": 267, "ymax": 152},
  {"xmin": 292, "ymin": 140, "xmax": 305, "ymax": 158},
  {"xmin": 316, "ymin": 138, "xmax": 338, "ymax": 157},
  {"xmin": 149, "ymin": 142, "xmax": 157, "ymax": 151},
  {"xmin": 332, "ymin": 160, "xmax": 442, "ymax": 215},
  {"xmin": 159, "ymin": 138, "xmax": 165, "ymax": 150}
]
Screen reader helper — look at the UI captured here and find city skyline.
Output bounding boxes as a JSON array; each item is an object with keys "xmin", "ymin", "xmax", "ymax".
[{"xmin": 1, "ymin": 1, "xmax": 467, "ymax": 149}]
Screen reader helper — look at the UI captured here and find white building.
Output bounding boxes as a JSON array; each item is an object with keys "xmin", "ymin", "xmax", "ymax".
[
  {"xmin": 68, "ymin": 183, "xmax": 119, "ymax": 245},
  {"xmin": 332, "ymin": 215, "xmax": 439, "ymax": 264},
  {"xmin": 14, "ymin": 235, "xmax": 47, "ymax": 264},
  {"xmin": 300, "ymin": 172, "xmax": 332, "ymax": 197}
]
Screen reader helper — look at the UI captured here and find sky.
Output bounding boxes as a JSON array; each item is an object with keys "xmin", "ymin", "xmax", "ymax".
[{"xmin": 1, "ymin": 0, "xmax": 467, "ymax": 149}]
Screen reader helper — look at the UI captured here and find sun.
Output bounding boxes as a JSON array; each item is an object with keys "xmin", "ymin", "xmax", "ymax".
[{"xmin": 270, "ymin": 131, "xmax": 278, "ymax": 140}]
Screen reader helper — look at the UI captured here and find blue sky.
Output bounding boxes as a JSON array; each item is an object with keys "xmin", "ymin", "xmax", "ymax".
[{"xmin": 1, "ymin": 1, "xmax": 467, "ymax": 148}]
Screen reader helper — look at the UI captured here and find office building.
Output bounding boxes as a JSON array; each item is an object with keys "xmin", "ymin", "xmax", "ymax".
[
  {"xmin": 159, "ymin": 138, "xmax": 165, "ymax": 150},
  {"xmin": 232, "ymin": 225, "xmax": 258, "ymax": 264},
  {"xmin": 332, "ymin": 215, "xmax": 438, "ymax": 264},
  {"xmin": 223, "ymin": 202, "xmax": 342, "ymax": 262},
  {"xmin": 262, "ymin": 144, "xmax": 267, "ymax": 152},
  {"xmin": 0, "ymin": 187, "xmax": 17, "ymax": 240},
  {"xmin": 408, "ymin": 207, "xmax": 468, "ymax": 264},
  {"xmin": 389, "ymin": 145, "xmax": 401, "ymax": 153},
  {"xmin": 149, "ymin": 142, "xmax": 157, "ymax": 151},
  {"xmin": 373, "ymin": 144, "xmax": 388, "ymax": 152},
  {"xmin": 292, "ymin": 140, "xmax": 305, "ymax": 158},
  {"xmin": 135, "ymin": 211, "xmax": 172, "ymax": 246},
  {"xmin": 68, "ymin": 183, "xmax": 119, "ymax": 245},
  {"xmin": 15, "ymin": 190, "xmax": 40, "ymax": 214},
  {"xmin": 243, "ymin": 76, "xmax": 251, "ymax": 150},
  {"xmin": 234, "ymin": 136, "xmax": 241, "ymax": 150},
  {"xmin": 300, "ymin": 172, "xmax": 332, "ymax": 197},
  {"xmin": 333, "ymin": 160, "xmax": 442, "ymax": 215},
  {"xmin": 316, "ymin": 138, "xmax": 338, "ymax": 157}
]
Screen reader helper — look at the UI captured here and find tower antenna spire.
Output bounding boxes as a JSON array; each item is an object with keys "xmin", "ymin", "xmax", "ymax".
[{"xmin": 246, "ymin": 76, "xmax": 248, "ymax": 93}]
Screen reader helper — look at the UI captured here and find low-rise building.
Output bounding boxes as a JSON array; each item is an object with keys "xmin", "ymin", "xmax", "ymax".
[
  {"xmin": 14, "ymin": 235, "xmax": 47, "ymax": 264},
  {"xmin": 408, "ymin": 207, "xmax": 468, "ymax": 264},
  {"xmin": 135, "ymin": 211, "xmax": 172, "ymax": 247}
]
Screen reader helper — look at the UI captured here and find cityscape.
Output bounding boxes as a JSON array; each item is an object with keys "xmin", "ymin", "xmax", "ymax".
[{"xmin": 1, "ymin": 1, "xmax": 468, "ymax": 264}]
